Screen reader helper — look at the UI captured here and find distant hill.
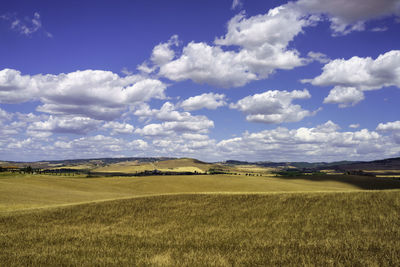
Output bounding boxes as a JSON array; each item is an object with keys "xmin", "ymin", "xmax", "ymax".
[
  {"xmin": 2, "ymin": 156, "xmax": 400, "ymax": 172},
  {"xmin": 330, "ymin": 157, "xmax": 400, "ymax": 171},
  {"xmin": 93, "ymin": 158, "xmax": 216, "ymax": 174},
  {"xmin": 223, "ymin": 160, "xmax": 360, "ymax": 169},
  {"xmin": 0, "ymin": 157, "xmax": 176, "ymax": 169}
]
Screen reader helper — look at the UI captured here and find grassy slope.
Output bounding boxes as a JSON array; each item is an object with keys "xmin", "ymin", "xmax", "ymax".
[
  {"xmin": 1, "ymin": 192, "xmax": 399, "ymax": 266},
  {"xmin": 3, "ymin": 172, "xmax": 400, "ymax": 212},
  {"xmin": 93, "ymin": 158, "xmax": 215, "ymax": 173}
]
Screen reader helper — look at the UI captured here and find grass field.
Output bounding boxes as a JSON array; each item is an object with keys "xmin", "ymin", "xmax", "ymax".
[
  {"xmin": 1, "ymin": 192, "xmax": 399, "ymax": 266},
  {"xmin": 2, "ymin": 172, "xmax": 400, "ymax": 212},
  {"xmin": 1, "ymin": 172, "xmax": 400, "ymax": 265}
]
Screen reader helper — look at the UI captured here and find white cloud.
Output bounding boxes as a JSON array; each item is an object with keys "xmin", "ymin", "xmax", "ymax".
[
  {"xmin": 0, "ymin": 12, "xmax": 52, "ymax": 37},
  {"xmin": 0, "ymin": 108, "xmax": 12, "ymax": 121},
  {"xmin": 134, "ymin": 102, "xmax": 191, "ymax": 122},
  {"xmin": 144, "ymin": 3, "xmax": 316, "ymax": 88},
  {"xmin": 180, "ymin": 93, "xmax": 226, "ymax": 111},
  {"xmin": 134, "ymin": 101, "xmax": 215, "ymax": 136},
  {"xmin": 349, "ymin": 123, "xmax": 360, "ymax": 129},
  {"xmin": 0, "ymin": 69, "xmax": 39, "ymax": 103},
  {"xmin": 128, "ymin": 139, "xmax": 148, "ymax": 150},
  {"xmin": 215, "ymin": 5, "xmax": 312, "ymax": 49},
  {"xmin": 376, "ymin": 121, "xmax": 400, "ymax": 144},
  {"xmin": 158, "ymin": 41, "xmax": 258, "ymax": 88},
  {"xmin": 121, "ymin": 67, "xmax": 133, "ymax": 76},
  {"xmin": 376, "ymin": 121, "xmax": 400, "ymax": 131},
  {"xmin": 135, "ymin": 116, "xmax": 214, "ymax": 136},
  {"xmin": 136, "ymin": 0, "xmax": 400, "ymax": 89},
  {"xmin": 323, "ymin": 86, "xmax": 365, "ymax": 107},
  {"xmin": 216, "ymin": 121, "xmax": 398, "ymax": 162},
  {"xmin": 151, "ymin": 35, "xmax": 179, "ymax": 66},
  {"xmin": 27, "ymin": 116, "xmax": 102, "ymax": 136},
  {"xmin": 307, "ymin": 51, "xmax": 330, "ymax": 63},
  {"xmin": 0, "ymin": 69, "xmax": 167, "ymax": 120},
  {"xmin": 230, "ymin": 89, "xmax": 318, "ymax": 124},
  {"xmin": 371, "ymin": 26, "xmax": 389, "ymax": 32},
  {"xmin": 52, "ymin": 135, "xmax": 149, "ymax": 156},
  {"xmin": 231, "ymin": 0, "xmax": 243, "ymax": 10},
  {"xmin": 103, "ymin": 121, "xmax": 134, "ymax": 135},
  {"xmin": 8, "ymin": 138, "xmax": 33, "ymax": 149},
  {"xmin": 303, "ymin": 50, "xmax": 400, "ymax": 106},
  {"xmin": 181, "ymin": 133, "xmax": 210, "ymax": 141},
  {"xmin": 297, "ymin": 0, "xmax": 400, "ymax": 35},
  {"xmin": 135, "ymin": 124, "xmax": 167, "ymax": 137}
]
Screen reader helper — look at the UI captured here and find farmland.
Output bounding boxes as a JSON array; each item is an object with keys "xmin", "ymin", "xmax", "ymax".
[
  {"xmin": 1, "ymin": 189, "xmax": 400, "ymax": 266},
  {"xmin": 4, "ymin": 172, "xmax": 396, "ymax": 212},
  {"xmin": 1, "ymin": 159, "xmax": 400, "ymax": 265}
]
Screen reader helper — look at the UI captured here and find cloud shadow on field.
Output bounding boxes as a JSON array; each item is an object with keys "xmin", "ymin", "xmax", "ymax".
[{"xmin": 276, "ymin": 174, "xmax": 400, "ymax": 190}]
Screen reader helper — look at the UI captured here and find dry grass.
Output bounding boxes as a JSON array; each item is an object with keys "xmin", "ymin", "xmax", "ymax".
[
  {"xmin": 3, "ymin": 172, "xmax": 394, "ymax": 212},
  {"xmin": 93, "ymin": 158, "xmax": 215, "ymax": 174},
  {"xmin": 1, "ymin": 191, "xmax": 399, "ymax": 266},
  {"xmin": 233, "ymin": 164, "xmax": 277, "ymax": 173},
  {"xmin": 93, "ymin": 161, "xmax": 155, "ymax": 173},
  {"xmin": 154, "ymin": 158, "xmax": 214, "ymax": 172}
]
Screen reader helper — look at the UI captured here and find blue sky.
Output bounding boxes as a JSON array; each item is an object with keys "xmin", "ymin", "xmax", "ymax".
[{"xmin": 0, "ymin": 0, "xmax": 400, "ymax": 162}]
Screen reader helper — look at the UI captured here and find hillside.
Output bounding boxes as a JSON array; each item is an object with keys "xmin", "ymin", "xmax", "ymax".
[
  {"xmin": 330, "ymin": 157, "xmax": 400, "ymax": 171},
  {"xmin": 92, "ymin": 158, "xmax": 217, "ymax": 174},
  {"xmin": 2, "ymin": 172, "xmax": 400, "ymax": 212},
  {"xmin": 0, "ymin": 157, "xmax": 175, "ymax": 170}
]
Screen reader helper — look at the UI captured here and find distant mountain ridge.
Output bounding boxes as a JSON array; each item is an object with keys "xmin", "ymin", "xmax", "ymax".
[{"xmin": 328, "ymin": 157, "xmax": 400, "ymax": 171}]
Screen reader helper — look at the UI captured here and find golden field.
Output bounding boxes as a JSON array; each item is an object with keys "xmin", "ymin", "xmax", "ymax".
[{"xmin": 1, "ymin": 171, "xmax": 400, "ymax": 265}]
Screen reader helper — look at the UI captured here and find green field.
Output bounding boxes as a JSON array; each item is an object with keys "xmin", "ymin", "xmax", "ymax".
[{"xmin": 1, "ymin": 172, "xmax": 400, "ymax": 265}]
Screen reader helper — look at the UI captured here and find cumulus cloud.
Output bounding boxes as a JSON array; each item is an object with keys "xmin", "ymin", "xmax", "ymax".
[
  {"xmin": 135, "ymin": 117, "xmax": 214, "ymax": 136},
  {"xmin": 0, "ymin": 108, "xmax": 12, "ymax": 121},
  {"xmin": 297, "ymin": 0, "xmax": 400, "ymax": 35},
  {"xmin": 303, "ymin": 50, "xmax": 400, "ymax": 106},
  {"xmin": 134, "ymin": 102, "xmax": 192, "ymax": 122},
  {"xmin": 142, "ymin": 3, "xmax": 316, "ymax": 88},
  {"xmin": 151, "ymin": 35, "xmax": 179, "ymax": 66},
  {"xmin": 376, "ymin": 121, "xmax": 400, "ymax": 144},
  {"xmin": 140, "ymin": 0, "xmax": 400, "ymax": 88},
  {"xmin": 323, "ymin": 86, "xmax": 365, "ymax": 107},
  {"xmin": 230, "ymin": 89, "xmax": 318, "ymax": 124},
  {"xmin": 27, "ymin": 116, "xmax": 102, "ymax": 136},
  {"xmin": 157, "ymin": 41, "xmax": 258, "ymax": 88},
  {"xmin": 214, "ymin": 5, "xmax": 313, "ymax": 49},
  {"xmin": 1, "ymin": 12, "xmax": 52, "ymax": 37},
  {"xmin": 134, "ymin": 102, "xmax": 214, "ymax": 136},
  {"xmin": 136, "ymin": 0, "xmax": 400, "ymax": 88},
  {"xmin": 179, "ymin": 93, "xmax": 226, "ymax": 111},
  {"xmin": 216, "ymin": 121, "xmax": 398, "ymax": 162},
  {"xmin": 0, "ymin": 69, "xmax": 39, "ymax": 103},
  {"xmin": 376, "ymin": 121, "xmax": 400, "ymax": 131},
  {"xmin": 0, "ymin": 69, "xmax": 166, "ymax": 120},
  {"xmin": 53, "ymin": 135, "xmax": 148, "ymax": 155},
  {"xmin": 103, "ymin": 121, "xmax": 134, "ymax": 135}
]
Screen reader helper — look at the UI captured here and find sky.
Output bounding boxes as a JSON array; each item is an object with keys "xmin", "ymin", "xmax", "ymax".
[{"xmin": 0, "ymin": 0, "xmax": 400, "ymax": 162}]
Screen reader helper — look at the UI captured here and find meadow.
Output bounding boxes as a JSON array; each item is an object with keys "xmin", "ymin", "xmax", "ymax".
[{"xmin": 1, "ymin": 172, "xmax": 400, "ymax": 265}]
